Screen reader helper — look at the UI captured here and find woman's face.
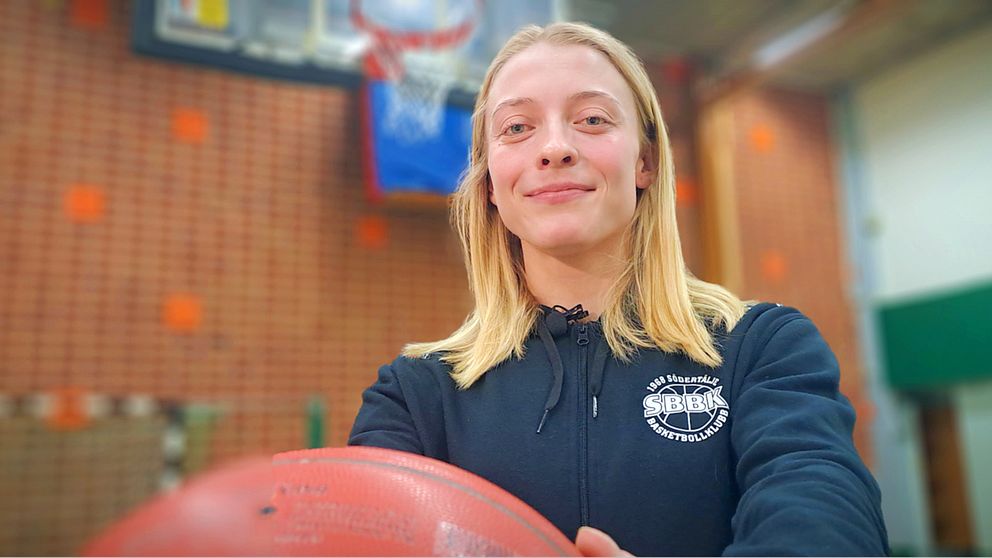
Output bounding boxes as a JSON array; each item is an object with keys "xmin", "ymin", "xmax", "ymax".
[{"xmin": 486, "ymin": 42, "xmax": 653, "ymax": 259}]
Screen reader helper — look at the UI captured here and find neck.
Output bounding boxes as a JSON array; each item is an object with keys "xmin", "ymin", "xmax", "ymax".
[{"xmin": 521, "ymin": 237, "xmax": 626, "ymax": 321}]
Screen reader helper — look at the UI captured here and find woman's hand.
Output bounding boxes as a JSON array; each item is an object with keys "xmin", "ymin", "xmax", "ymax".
[{"xmin": 575, "ymin": 526, "xmax": 633, "ymax": 557}]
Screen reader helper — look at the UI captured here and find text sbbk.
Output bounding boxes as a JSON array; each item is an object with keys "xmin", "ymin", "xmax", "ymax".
[{"xmin": 642, "ymin": 386, "xmax": 728, "ymax": 417}]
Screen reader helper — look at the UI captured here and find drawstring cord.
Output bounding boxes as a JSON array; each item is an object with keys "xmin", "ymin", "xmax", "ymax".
[
  {"xmin": 552, "ymin": 304, "xmax": 589, "ymax": 324},
  {"xmin": 535, "ymin": 304, "xmax": 586, "ymax": 433},
  {"xmin": 535, "ymin": 304, "xmax": 611, "ymax": 432},
  {"xmin": 589, "ymin": 337, "xmax": 610, "ymax": 419},
  {"xmin": 536, "ymin": 317, "xmax": 565, "ymax": 434}
]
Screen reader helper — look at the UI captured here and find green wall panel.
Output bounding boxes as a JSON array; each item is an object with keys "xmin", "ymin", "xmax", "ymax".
[{"xmin": 880, "ymin": 281, "xmax": 992, "ymax": 390}]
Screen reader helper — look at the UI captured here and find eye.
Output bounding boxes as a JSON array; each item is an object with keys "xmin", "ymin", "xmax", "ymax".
[
  {"xmin": 503, "ymin": 122, "xmax": 529, "ymax": 136},
  {"xmin": 584, "ymin": 115, "xmax": 607, "ymax": 126}
]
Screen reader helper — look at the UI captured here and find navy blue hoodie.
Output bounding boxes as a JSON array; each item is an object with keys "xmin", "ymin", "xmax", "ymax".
[{"xmin": 349, "ymin": 303, "xmax": 889, "ymax": 556}]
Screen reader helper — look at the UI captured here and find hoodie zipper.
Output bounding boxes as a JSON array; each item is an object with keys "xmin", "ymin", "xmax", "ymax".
[{"xmin": 576, "ymin": 324, "xmax": 590, "ymax": 526}]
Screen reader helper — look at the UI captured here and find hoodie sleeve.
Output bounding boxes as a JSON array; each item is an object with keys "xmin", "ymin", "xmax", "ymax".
[
  {"xmin": 723, "ymin": 308, "xmax": 889, "ymax": 557},
  {"xmin": 348, "ymin": 357, "xmax": 448, "ymax": 458}
]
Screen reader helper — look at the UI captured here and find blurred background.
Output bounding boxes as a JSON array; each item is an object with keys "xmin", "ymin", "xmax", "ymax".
[{"xmin": 1, "ymin": 0, "xmax": 990, "ymax": 555}]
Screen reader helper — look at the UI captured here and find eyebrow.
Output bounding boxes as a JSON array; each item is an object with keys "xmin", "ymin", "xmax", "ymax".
[
  {"xmin": 490, "ymin": 90, "xmax": 623, "ymax": 117},
  {"xmin": 491, "ymin": 96, "xmax": 534, "ymax": 116}
]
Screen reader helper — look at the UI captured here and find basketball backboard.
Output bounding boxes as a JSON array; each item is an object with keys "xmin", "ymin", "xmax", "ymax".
[{"xmin": 151, "ymin": 0, "xmax": 563, "ymax": 97}]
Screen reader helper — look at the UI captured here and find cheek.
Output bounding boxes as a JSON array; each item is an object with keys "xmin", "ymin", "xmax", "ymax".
[
  {"xmin": 581, "ymin": 136, "xmax": 639, "ymax": 181},
  {"xmin": 487, "ymin": 146, "xmax": 525, "ymax": 202},
  {"xmin": 582, "ymin": 138, "xmax": 640, "ymax": 217}
]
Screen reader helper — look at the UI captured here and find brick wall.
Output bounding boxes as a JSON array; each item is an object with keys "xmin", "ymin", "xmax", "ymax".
[
  {"xmin": 0, "ymin": 2, "xmax": 469, "ymax": 553},
  {"xmin": 729, "ymin": 88, "xmax": 871, "ymax": 460}
]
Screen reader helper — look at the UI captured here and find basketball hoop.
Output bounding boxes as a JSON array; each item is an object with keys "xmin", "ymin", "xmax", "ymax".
[{"xmin": 351, "ymin": 0, "xmax": 479, "ymax": 143}]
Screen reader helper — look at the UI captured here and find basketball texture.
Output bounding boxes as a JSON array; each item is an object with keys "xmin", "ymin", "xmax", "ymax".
[
  {"xmin": 84, "ymin": 446, "xmax": 579, "ymax": 556},
  {"xmin": 82, "ymin": 456, "xmax": 280, "ymax": 556}
]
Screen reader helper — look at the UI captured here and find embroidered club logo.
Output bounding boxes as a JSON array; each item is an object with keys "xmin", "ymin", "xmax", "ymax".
[{"xmin": 642, "ymin": 374, "xmax": 729, "ymax": 443}]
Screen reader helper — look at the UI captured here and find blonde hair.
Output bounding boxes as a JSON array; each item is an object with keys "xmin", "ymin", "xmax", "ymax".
[{"xmin": 404, "ymin": 22, "xmax": 746, "ymax": 388}]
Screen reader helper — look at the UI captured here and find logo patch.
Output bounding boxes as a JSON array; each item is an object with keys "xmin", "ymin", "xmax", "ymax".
[{"xmin": 642, "ymin": 374, "xmax": 729, "ymax": 443}]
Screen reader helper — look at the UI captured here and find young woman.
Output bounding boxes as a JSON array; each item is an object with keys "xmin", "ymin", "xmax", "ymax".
[{"xmin": 349, "ymin": 22, "xmax": 888, "ymax": 556}]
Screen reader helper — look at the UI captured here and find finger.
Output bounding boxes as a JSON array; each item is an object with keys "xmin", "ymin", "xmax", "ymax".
[{"xmin": 574, "ymin": 526, "xmax": 632, "ymax": 557}]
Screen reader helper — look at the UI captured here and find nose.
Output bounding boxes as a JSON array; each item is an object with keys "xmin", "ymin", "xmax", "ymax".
[{"xmin": 538, "ymin": 125, "xmax": 577, "ymax": 169}]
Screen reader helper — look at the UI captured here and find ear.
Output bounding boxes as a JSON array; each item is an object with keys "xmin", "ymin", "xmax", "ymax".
[
  {"xmin": 635, "ymin": 145, "xmax": 658, "ymax": 190},
  {"xmin": 487, "ymin": 174, "xmax": 497, "ymax": 206}
]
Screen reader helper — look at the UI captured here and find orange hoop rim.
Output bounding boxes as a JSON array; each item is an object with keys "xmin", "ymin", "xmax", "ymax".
[{"xmin": 349, "ymin": 0, "xmax": 480, "ymax": 52}]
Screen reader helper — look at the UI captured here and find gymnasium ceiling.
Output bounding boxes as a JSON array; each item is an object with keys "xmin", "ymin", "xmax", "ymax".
[{"xmin": 568, "ymin": 0, "xmax": 992, "ymax": 91}]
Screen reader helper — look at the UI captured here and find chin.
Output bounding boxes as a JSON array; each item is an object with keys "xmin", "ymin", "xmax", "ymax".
[{"xmin": 523, "ymin": 228, "xmax": 596, "ymax": 256}]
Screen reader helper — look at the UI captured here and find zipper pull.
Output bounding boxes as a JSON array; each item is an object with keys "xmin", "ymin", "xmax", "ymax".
[
  {"xmin": 592, "ymin": 395, "xmax": 598, "ymax": 419},
  {"xmin": 577, "ymin": 324, "xmax": 589, "ymax": 346}
]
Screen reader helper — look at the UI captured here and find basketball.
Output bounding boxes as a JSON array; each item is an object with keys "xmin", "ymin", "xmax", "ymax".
[{"xmin": 84, "ymin": 446, "xmax": 579, "ymax": 556}]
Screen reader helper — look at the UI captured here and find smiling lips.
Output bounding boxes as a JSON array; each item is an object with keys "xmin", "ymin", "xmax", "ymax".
[{"xmin": 526, "ymin": 183, "xmax": 594, "ymax": 204}]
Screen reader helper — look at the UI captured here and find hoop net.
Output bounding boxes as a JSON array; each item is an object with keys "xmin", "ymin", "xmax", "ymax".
[{"xmin": 351, "ymin": 0, "xmax": 478, "ymax": 143}]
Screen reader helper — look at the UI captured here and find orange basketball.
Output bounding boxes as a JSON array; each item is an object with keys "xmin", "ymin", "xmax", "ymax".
[{"xmin": 84, "ymin": 447, "xmax": 579, "ymax": 556}]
